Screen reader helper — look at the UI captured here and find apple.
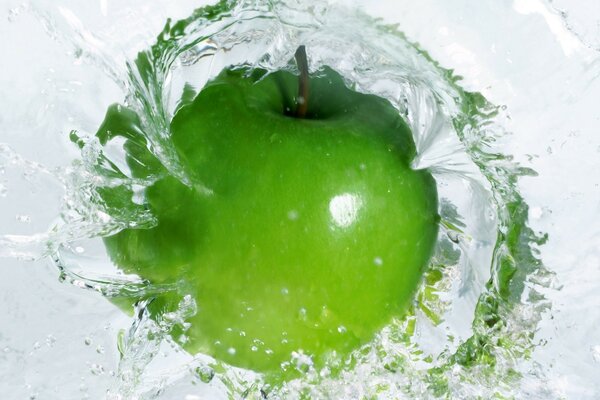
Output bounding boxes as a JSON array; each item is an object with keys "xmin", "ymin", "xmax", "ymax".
[{"xmin": 81, "ymin": 47, "xmax": 439, "ymax": 377}]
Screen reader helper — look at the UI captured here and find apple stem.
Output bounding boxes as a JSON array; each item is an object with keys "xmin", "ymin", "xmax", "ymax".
[{"xmin": 295, "ymin": 45, "xmax": 309, "ymax": 118}]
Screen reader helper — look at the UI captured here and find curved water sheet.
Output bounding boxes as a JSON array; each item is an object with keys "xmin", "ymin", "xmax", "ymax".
[{"xmin": 1, "ymin": 1, "xmax": 555, "ymax": 399}]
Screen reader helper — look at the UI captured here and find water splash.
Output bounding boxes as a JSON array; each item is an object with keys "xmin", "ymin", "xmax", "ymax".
[{"xmin": 2, "ymin": 0, "xmax": 555, "ymax": 398}]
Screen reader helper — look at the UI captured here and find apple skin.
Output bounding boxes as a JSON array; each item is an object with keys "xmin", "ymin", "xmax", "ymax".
[{"xmin": 90, "ymin": 66, "xmax": 439, "ymax": 375}]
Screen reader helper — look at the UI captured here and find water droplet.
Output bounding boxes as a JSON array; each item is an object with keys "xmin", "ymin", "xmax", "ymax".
[
  {"xmin": 298, "ymin": 308, "xmax": 307, "ymax": 321},
  {"xmin": 227, "ymin": 347, "xmax": 236, "ymax": 355},
  {"xmin": 281, "ymin": 287, "xmax": 289, "ymax": 295},
  {"xmin": 287, "ymin": 209, "xmax": 299, "ymax": 220},
  {"xmin": 337, "ymin": 325, "xmax": 347, "ymax": 334},
  {"xmin": 84, "ymin": 337, "xmax": 93, "ymax": 346},
  {"xmin": 163, "ymin": 312, "xmax": 178, "ymax": 322},
  {"xmin": 195, "ymin": 365, "xmax": 215, "ymax": 383},
  {"xmin": 447, "ymin": 231, "xmax": 460, "ymax": 243},
  {"xmin": 116, "ymin": 329, "xmax": 125, "ymax": 357},
  {"xmin": 89, "ymin": 363, "xmax": 105, "ymax": 375},
  {"xmin": 96, "ymin": 345, "xmax": 105, "ymax": 354},
  {"xmin": 32, "ymin": 341, "xmax": 41, "ymax": 350},
  {"xmin": 45, "ymin": 334, "xmax": 56, "ymax": 347},
  {"xmin": 15, "ymin": 214, "xmax": 31, "ymax": 223},
  {"xmin": 291, "ymin": 351, "xmax": 313, "ymax": 373},
  {"xmin": 373, "ymin": 257, "xmax": 383, "ymax": 266}
]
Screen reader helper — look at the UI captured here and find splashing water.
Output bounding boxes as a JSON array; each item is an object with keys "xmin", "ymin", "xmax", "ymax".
[{"xmin": 3, "ymin": 0, "xmax": 599, "ymax": 399}]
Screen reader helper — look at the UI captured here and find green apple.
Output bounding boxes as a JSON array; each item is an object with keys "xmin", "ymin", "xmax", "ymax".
[{"xmin": 82, "ymin": 48, "xmax": 439, "ymax": 377}]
